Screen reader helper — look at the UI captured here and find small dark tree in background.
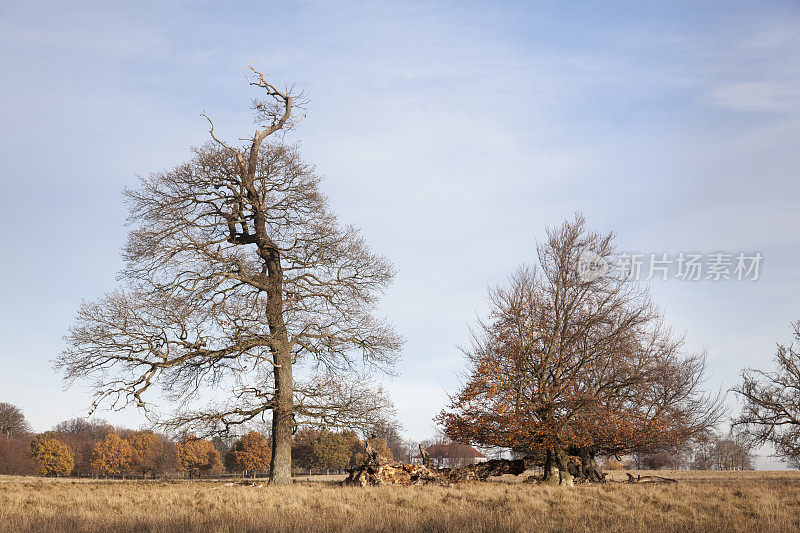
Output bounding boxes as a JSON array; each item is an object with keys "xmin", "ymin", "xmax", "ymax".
[
  {"xmin": 309, "ymin": 431, "xmax": 351, "ymax": 474},
  {"xmin": 631, "ymin": 448, "xmax": 684, "ymax": 470},
  {"xmin": 0, "ymin": 403, "xmax": 30, "ymax": 439},
  {"xmin": 342, "ymin": 430, "xmax": 366, "ymax": 469},
  {"xmin": 291, "ymin": 427, "xmax": 320, "ymax": 475}
]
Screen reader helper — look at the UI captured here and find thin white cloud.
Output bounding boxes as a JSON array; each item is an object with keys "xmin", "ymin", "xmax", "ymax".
[{"xmin": 708, "ymin": 80, "xmax": 800, "ymax": 112}]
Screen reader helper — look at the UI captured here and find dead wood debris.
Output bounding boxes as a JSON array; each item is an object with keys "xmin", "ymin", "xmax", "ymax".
[
  {"xmin": 625, "ymin": 472, "xmax": 678, "ymax": 484},
  {"xmin": 343, "ymin": 442, "xmax": 527, "ymax": 486}
]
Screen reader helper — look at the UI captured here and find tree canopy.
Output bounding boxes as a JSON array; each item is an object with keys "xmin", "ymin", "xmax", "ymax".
[{"xmin": 0, "ymin": 403, "xmax": 29, "ymax": 439}]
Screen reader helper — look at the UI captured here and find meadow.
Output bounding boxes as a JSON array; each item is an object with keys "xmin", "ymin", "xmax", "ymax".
[{"xmin": 1, "ymin": 470, "xmax": 799, "ymax": 532}]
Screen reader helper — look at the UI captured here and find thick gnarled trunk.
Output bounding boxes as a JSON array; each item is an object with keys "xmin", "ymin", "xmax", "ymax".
[
  {"xmin": 543, "ymin": 447, "xmax": 606, "ymax": 484},
  {"xmin": 574, "ymin": 448, "xmax": 605, "ymax": 483},
  {"xmin": 541, "ymin": 447, "xmax": 574, "ymax": 486}
]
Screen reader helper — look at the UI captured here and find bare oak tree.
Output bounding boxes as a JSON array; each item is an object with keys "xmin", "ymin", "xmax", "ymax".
[
  {"xmin": 734, "ymin": 320, "xmax": 800, "ymax": 467},
  {"xmin": 58, "ymin": 70, "xmax": 402, "ymax": 484}
]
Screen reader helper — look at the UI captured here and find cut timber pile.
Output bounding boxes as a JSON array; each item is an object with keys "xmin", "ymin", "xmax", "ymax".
[{"xmin": 343, "ymin": 443, "xmax": 527, "ymax": 486}]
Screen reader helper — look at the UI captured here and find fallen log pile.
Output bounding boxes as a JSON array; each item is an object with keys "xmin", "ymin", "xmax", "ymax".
[
  {"xmin": 626, "ymin": 473, "xmax": 678, "ymax": 484},
  {"xmin": 343, "ymin": 443, "xmax": 680, "ymax": 487},
  {"xmin": 343, "ymin": 461, "xmax": 442, "ymax": 486},
  {"xmin": 343, "ymin": 443, "xmax": 528, "ymax": 486}
]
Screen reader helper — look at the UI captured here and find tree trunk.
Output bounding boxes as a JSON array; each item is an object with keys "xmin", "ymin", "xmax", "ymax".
[
  {"xmin": 263, "ymin": 240, "xmax": 293, "ymax": 485},
  {"xmin": 541, "ymin": 447, "xmax": 574, "ymax": 486},
  {"xmin": 576, "ymin": 448, "xmax": 604, "ymax": 482},
  {"xmin": 542, "ymin": 448, "xmax": 559, "ymax": 485},
  {"xmin": 243, "ymin": 121, "xmax": 295, "ymax": 487},
  {"xmin": 269, "ymin": 345, "xmax": 293, "ymax": 485}
]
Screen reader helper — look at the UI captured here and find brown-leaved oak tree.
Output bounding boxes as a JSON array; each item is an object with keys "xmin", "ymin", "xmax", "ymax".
[{"xmin": 439, "ymin": 215, "xmax": 721, "ymax": 485}]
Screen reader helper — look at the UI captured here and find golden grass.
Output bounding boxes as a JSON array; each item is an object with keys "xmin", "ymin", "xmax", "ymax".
[{"xmin": 0, "ymin": 471, "xmax": 798, "ymax": 532}]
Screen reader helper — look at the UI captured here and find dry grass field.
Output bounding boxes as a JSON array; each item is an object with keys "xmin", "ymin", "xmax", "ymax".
[{"xmin": 1, "ymin": 470, "xmax": 799, "ymax": 532}]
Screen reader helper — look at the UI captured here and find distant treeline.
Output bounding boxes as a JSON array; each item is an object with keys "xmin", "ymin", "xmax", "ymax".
[{"xmin": 0, "ymin": 402, "xmax": 408, "ymax": 478}]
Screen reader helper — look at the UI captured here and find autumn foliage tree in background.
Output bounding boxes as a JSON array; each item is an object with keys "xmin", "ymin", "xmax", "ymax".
[
  {"xmin": 227, "ymin": 431, "xmax": 271, "ymax": 477},
  {"xmin": 30, "ymin": 434, "xmax": 74, "ymax": 477},
  {"xmin": 177, "ymin": 436, "xmax": 223, "ymax": 478},
  {"xmin": 58, "ymin": 69, "xmax": 402, "ymax": 485},
  {"xmin": 126, "ymin": 430, "xmax": 165, "ymax": 477},
  {"xmin": 0, "ymin": 412, "xmax": 183, "ymax": 478},
  {"xmin": 91, "ymin": 433, "xmax": 133, "ymax": 478},
  {"xmin": 734, "ymin": 320, "xmax": 800, "ymax": 467},
  {"xmin": 439, "ymin": 215, "xmax": 722, "ymax": 486}
]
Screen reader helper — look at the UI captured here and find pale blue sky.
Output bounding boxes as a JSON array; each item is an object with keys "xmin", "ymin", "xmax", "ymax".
[{"xmin": 1, "ymin": 1, "xmax": 799, "ymax": 467}]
